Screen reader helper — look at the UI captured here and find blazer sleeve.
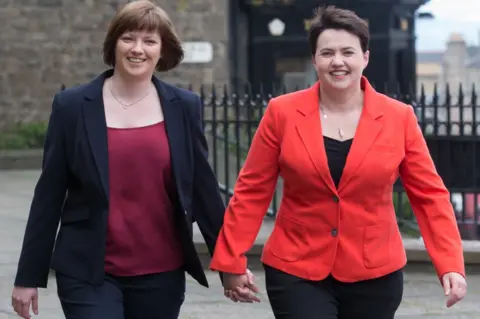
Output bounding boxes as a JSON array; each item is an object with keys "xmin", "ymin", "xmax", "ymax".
[
  {"xmin": 189, "ymin": 96, "xmax": 226, "ymax": 257},
  {"xmin": 14, "ymin": 93, "xmax": 68, "ymax": 288},
  {"xmin": 210, "ymin": 99, "xmax": 281, "ymax": 274},
  {"xmin": 399, "ymin": 105, "xmax": 465, "ymax": 279}
]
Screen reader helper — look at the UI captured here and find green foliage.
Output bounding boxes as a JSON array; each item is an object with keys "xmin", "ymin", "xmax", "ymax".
[{"xmin": 0, "ymin": 122, "xmax": 48, "ymax": 150}]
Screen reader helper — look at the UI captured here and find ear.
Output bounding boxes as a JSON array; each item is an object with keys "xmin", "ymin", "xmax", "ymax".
[
  {"xmin": 363, "ymin": 50, "xmax": 370, "ymax": 69},
  {"xmin": 311, "ymin": 54, "xmax": 316, "ymax": 67}
]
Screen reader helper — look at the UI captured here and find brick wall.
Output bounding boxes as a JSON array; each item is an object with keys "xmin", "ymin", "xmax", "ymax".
[{"xmin": 0, "ymin": 0, "xmax": 229, "ymax": 129}]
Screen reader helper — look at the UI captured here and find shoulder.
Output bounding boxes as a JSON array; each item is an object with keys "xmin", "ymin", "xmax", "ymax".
[
  {"xmin": 266, "ymin": 88, "xmax": 311, "ymax": 116},
  {"xmin": 55, "ymin": 83, "xmax": 89, "ymax": 106},
  {"xmin": 156, "ymin": 80, "xmax": 201, "ymax": 117},
  {"xmin": 159, "ymin": 81, "xmax": 199, "ymax": 104},
  {"xmin": 375, "ymin": 92, "xmax": 415, "ymax": 120},
  {"xmin": 270, "ymin": 88, "xmax": 310, "ymax": 107}
]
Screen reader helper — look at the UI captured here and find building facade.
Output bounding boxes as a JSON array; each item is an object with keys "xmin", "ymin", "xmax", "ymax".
[
  {"xmin": 1, "ymin": 0, "xmax": 428, "ymax": 129},
  {"xmin": 0, "ymin": 0, "xmax": 230, "ymax": 129}
]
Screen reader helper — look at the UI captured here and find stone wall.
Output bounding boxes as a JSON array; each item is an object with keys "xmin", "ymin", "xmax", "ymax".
[{"xmin": 0, "ymin": 0, "xmax": 229, "ymax": 129}]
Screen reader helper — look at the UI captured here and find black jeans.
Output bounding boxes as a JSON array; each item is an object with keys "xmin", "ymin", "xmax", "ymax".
[
  {"xmin": 264, "ymin": 264, "xmax": 403, "ymax": 319},
  {"xmin": 56, "ymin": 268, "xmax": 185, "ymax": 319}
]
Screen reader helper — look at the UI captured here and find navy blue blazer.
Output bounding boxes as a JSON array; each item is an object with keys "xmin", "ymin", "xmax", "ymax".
[{"xmin": 14, "ymin": 70, "xmax": 226, "ymax": 288}]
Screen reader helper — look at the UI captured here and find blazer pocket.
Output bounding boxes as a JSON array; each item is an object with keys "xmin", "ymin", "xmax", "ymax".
[
  {"xmin": 269, "ymin": 214, "xmax": 308, "ymax": 262},
  {"xmin": 61, "ymin": 206, "xmax": 91, "ymax": 224},
  {"xmin": 363, "ymin": 223, "xmax": 391, "ymax": 268}
]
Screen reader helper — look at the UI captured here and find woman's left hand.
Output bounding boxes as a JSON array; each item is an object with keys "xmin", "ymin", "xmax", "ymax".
[{"xmin": 442, "ymin": 272, "xmax": 467, "ymax": 307}]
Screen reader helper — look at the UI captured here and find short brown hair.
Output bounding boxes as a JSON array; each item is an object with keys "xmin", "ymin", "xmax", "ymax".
[
  {"xmin": 103, "ymin": 0, "xmax": 184, "ymax": 72},
  {"xmin": 307, "ymin": 6, "xmax": 370, "ymax": 55}
]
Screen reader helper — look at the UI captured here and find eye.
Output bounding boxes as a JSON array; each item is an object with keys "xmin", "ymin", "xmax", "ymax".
[{"xmin": 343, "ymin": 51, "xmax": 354, "ymax": 56}]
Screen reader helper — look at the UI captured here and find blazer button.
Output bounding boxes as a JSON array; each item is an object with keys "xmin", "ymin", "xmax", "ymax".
[
  {"xmin": 331, "ymin": 229, "xmax": 338, "ymax": 237},
  {"xmin": 332, "ymin": 196, "xmax": 339, "ymax": 203}
]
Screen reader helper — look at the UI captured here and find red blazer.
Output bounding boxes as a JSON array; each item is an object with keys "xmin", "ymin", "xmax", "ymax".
[{"xmin": 210, "ymin": 77, "xmax": 465, "ymax": 282}]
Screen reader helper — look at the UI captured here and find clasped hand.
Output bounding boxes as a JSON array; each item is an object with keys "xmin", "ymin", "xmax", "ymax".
[{"xmin": 223, "ymin": 269, "xmax": 260, "ymax": 303}]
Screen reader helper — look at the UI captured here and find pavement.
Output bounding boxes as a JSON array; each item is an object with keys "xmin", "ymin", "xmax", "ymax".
[{"xmin": 0, "ymin": 169, "xmax": 479, "ymax": 318}]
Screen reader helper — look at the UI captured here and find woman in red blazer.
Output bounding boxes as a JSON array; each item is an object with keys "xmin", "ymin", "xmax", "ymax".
[{"xmin": 210, "ymin": 5, "xmax": 467, "ymax": 319}]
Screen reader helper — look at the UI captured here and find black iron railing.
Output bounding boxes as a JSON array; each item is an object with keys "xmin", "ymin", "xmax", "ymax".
[
  {"xmin": 60, "ymin": 81, "xmax": 480, "ymax": 239},
  {"xmin": 196, "ymin": 82, "xmax": 480, "ymax": 239}
]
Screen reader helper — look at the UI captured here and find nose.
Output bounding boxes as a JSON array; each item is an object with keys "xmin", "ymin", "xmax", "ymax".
[
  {"xmin": 130, "ymin": 39, "xmax": 144, "ymax": 55},
  {"xmin": 331, "ymin": 53, "xmax": 344, "ymax": 67}
]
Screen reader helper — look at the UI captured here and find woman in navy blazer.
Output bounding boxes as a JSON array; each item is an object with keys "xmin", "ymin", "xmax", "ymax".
[{"xmin": 10, "ymin": 1, "xmax": 235, "ymax": 318}]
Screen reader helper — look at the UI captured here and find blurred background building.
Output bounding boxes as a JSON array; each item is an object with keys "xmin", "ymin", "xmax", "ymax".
[
  {"xmin": 1, "ymin": 0, "xmax": 430, "ymax": 128},
  {"xmin": 417, "ymin": 32, "xmax": 480, "ymax": 99}
]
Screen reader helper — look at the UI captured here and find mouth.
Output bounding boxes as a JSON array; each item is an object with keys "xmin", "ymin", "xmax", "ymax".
[
  {"xmin": 127, "ymin": 57, "xmax": 146, "ymax": 63},
  {"xmin": 329, "ymin": 70, "xmax": 349, "ymax": 77}
]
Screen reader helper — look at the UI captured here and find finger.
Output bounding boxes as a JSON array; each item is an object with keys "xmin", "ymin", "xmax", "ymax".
[
  {"xmin": 232, "ymin": 290, "xmax": 252, "ymax": 303},
  {"xmin": 224, "ymin": 290, "xmax": 233, "ymax": 300},
  {"xmin": 227, "ymin": 290, "xmax": 239, "ymax": 302},
  {"xmin": 446, "ymin": 294, "xmax": 458, "ymax": 308},
  {"xmin": 449, "ymin": 280, "xmax": 466, "ymax": 307},
  {"xmin": 20, "ymin": 301, "xmax": 31, "ymax": 319},
  {"xmin": 233, "ymin": 287, "xmax": 252, "ymax": 302},
  {"xmin": 447, "ymin": 277, "xmax": 461, "ymax": 308},
  {"xmin": 246, "ymin": 282, "xmax": 260, "ymax": 294},
  {"xmin": 442, "ymin": 275, "xmax": 451, "ymax": 296},
  {"xmin": 235, "ymin": 286, "xmax": 260, "ymax": 303},
  {"xmin": 12, "ymin": 301, "xmax": 21, "ymax": 316},
  {"xmin": 32, "ymin": 294, "xmax": 39, "ymax": 315},
  {"xmin": 246, "ymin": 270, "xmax": 255, "ymax": 286}
]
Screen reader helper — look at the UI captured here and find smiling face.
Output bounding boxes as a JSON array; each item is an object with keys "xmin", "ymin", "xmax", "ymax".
[
  {"xmin": 114, "ymin": 29, "xmax": 162, "ymax": 79},
  {"xmin": 312, "ymin": 28, "xmax": 369, "ymax": 91}
]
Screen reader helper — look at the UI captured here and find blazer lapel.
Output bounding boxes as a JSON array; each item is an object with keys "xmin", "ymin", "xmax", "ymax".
[
  {"xmin": 296, "ymin": 83, "xmax": 337, "ymax": 194},
  {"xmin": 82, "ymin": 71, "xmax": 111, "ymax": 199},
  {"xmin": 152, "ymin": 77, "xmax": 187, "ymax": 204},
  {"xmin": 338, "ymin": 78, "xmax": 384, "ymax": 192}
]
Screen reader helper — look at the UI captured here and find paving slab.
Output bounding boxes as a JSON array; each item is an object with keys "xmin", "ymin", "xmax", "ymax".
[{"xmin": 0, "ymin": 170, "xmax": 479, "ymax": 318}]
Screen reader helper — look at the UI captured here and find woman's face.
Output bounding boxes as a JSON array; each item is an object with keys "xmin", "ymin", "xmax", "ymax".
[
  {"xmin": 114, "ymin": 29, "xmax": 162, "ymax": 79},
  {"xmin": 312, "ymin": 29, "xmax": 369, "ymax": 91}
]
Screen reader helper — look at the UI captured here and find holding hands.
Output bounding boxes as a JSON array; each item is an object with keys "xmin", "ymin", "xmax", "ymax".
[{"xmin": 223, "ymin": 269, "xmax": 260, "ymax": 303}]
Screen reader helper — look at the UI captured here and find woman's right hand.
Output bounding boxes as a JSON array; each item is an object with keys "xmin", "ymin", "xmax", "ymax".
[
  {"xmin": 12, "ymin": 286, "xmax": 38, "ymax": 319},
  {"xmin": 223, "ymin": 269, "xmax": 260, "ymax": 303}
]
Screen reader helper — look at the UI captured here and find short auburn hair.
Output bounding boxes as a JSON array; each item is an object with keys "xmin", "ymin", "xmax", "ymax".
[
  {"xmin": 308, "ymin": 6, "xmax": 370, "ymax": 55},
  {"xmin": 103, "ymin": 0, "xmax": 183, "ymax": 72}
]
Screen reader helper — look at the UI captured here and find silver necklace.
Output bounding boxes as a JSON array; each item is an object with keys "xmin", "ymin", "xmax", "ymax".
[
  {"xmin": 320, "ymin": 106, "xmax": 345, "ymax": 139},
  {"xmin": 109, "ymin": 82, "xmax": 151, "ymax": 109}
]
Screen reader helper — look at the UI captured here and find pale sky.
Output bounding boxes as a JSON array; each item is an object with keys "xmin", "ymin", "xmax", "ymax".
[{"xmin": 416, "ymin": 0, "xmax": 480, "ymax": 51}]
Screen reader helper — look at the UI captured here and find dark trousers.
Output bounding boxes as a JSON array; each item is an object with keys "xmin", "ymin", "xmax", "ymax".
[
  {"xmin": 55, "ymin": 268, "xmax": 185, "ymax": 319},
  {"xmin": 264, "ymin": 264, "xmax": 403, "ymax": 319}
]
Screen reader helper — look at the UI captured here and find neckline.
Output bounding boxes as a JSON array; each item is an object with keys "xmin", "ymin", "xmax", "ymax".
[
  {"xmin": 323, "ymin": 135, "xmax": 353, "ymax": 143},
  {"xmin": 107, "ymin": 121, "xmax": 164, "ymax": 130}
]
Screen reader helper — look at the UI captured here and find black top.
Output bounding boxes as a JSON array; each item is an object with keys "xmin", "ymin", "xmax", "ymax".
[{"xmin": 324, "ymin": 136, "xmax": 353, "ymax": 188}]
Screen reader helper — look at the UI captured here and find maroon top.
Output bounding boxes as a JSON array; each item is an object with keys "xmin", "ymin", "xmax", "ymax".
[{"xmin": 104, "ymin": 122, "xmax": 184, "ymax": 276}]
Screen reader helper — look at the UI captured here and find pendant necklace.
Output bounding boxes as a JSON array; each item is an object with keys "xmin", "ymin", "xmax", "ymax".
[
  {"xmin": 320, "ymin": 106, "xmax": 345, "ymax": 139},
  {"xmin": 109, "ymin": 82, "xmax": 151, "ymax": 109}
]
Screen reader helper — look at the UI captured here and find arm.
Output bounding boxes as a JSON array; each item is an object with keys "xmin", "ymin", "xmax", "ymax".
[
  {"xmin": 399, "ymin": 105, "xmax": 465, "ymax": 279},
  {"xmin": 209, "ymin": 99, "xmax": 281, "ymax": 274},
  {"xmin": 189, "ymin": 96, "xmax": 226, "ymax": 257},
  {"xmin": 14, "ymin": 93, "xmax": 68, "ymax": 288}
]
